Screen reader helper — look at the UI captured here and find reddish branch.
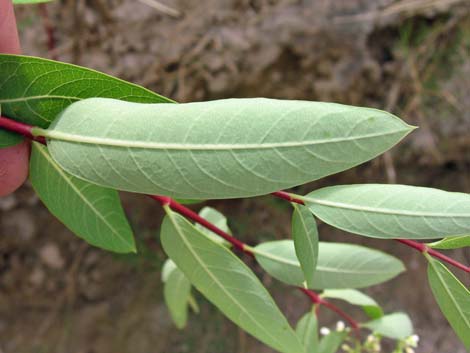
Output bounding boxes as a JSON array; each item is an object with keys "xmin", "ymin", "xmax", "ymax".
[
  {"xmin": 0, "ymin": 116, "xmax": 46, "ymax": 144},
  {"xmin": 271, "ymin": 191, "xmax": 470, "ymax": 273},
  {"xmin": 150, "ymin": 194, "xmax": 360, "ymax": 332}
]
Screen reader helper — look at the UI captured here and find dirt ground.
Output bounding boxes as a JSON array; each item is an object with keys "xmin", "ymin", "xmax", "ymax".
[{"xmin": 1, "ymin": 0, "xmax": 470, "ymax": 352}]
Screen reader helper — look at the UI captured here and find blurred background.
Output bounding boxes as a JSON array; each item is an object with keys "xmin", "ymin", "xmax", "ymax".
[{"xmin": 1, "ymin": 0, "xmax": 469, "ymax": 352}]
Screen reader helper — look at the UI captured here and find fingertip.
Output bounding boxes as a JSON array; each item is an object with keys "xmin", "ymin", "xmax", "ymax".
[{"xmin": 0, "ymin": 140, "xmax": 30, "ymax": 197}]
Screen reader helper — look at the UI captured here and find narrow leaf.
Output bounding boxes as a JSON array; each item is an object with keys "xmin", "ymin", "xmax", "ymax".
[
  {"xmin": 30, "ymin": 142, "xmax": 135, "ymax": 253},
  {"xmin": 296, "ymin": 309, "xmax": 318, "ymax": 353},
  {"xmin": 160, "ymin": 210, "xmax": 305, "ymax": 353},
  {"xmin": 322, "ymin": 289, "xmax": 383, "ymax": 319},
  {"xmin": 0, "ymin": 54, "xmax": 172, "ymax": 130},
  {"xmin": 292, "ymin": 204, "xmax": 319, "ymax": 287},
  {"xmin": 163, "ymin": 262, "xmax": 192, "ymax": 329},
  {"xmin": 43, "ymin": 97, "xmax": 412, "ymax": 199},
  {"xmin": 362, "ymin": 312, "xmax": 413, "ymax": 339},
  {"xmin": 428, "ymin": 235, "xmax": 470, "ymax": 249},
  {"xmin": 318, "ymin": 331, "xmax": 347, "ymax": 353},
  {"xmin": 305, "ymin": 184, "xmax": 470, "ymax": 239},
  {"xmin": 427, "ymin": 256, "xmax": 470, "ymax": 349},
  {"xmin": 253, "ymin": 240, "xmax": 404, "ymax": 289},
  {"xmin": 195, "ymin": 206, "xmax": 231, "ymax": 246}
]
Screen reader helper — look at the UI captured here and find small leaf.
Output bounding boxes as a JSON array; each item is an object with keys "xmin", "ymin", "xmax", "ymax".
[
  {"xmin": 0, "ymin": 54, "xmax": 172, "ymax": 129},
  {"xmin": 362, "ymin": 312, "xmax": 413, "ymax": 339},
  {"xmin": 30, "ymin": 142, "xmax": 135, "ymax": 253},
  {"xmin": 292, "ymin": 204, "xmax": 319, "ymax": 288},
  {"xmin": 322, "ymin": 289, "xmax": 383, "ymax": 319},
  {"xmin": 253, "ymin": 240, "xmax": 404, "ymax": 289},
  {"xmin": 160, "ymin": 210, "xmax": 305, "ymax": 353},
  {"xmin": 43, "ymin": 97, "xmax": 412, "ymax": 199},
  {"xmin": 428, "ymin": 235, "xmax": 470, "ymax": 249},
  {"xmin": 296, "ymin": 309, "xmax": 318, "ymax": 353},
  {"xmin": 427, "ymin": 256, "xmax": 470, "ymax": 349},
  {"xmin": 195, "ymin": 206, "xmax": 231, "ymax": 246},
  {"xmin": 163, "ymin": 262, "xmax": 192, "ymax": 329},
  {"xmin": 304, "ymin": 184, "xmax": 470, "ymax": 239},
  {"xmin": 161, "ymin": 258, "xmax": 177, "ymax": 283},
  {"xmin": 318, "ymin": 331, "xmax": 347, "ymax": 353}
]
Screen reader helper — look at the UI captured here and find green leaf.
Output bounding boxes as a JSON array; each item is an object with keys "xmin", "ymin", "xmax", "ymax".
[
  {"xmin": 292, "ymin": 204, "xmax": 319, "ymax": 288},
  {"xmin": 161, "ymin": 258, "xmax": 177, "ymax": 283},
  {"xmin": 0, "ymin": 54, "xmax": 172, "ymax": 129},
  {"xmin": 304, "ymin": 184, "xmax": 470, "ymax": 239},
  {"xmin": 253, "ymin": 240, "xmax": 404, "ymax": 289},
  {"xmin": 428, "ymin": 235, "xmax": 470, "ymax": 249},
  {"xmin": 29, "ymin": 142, "xmax": 135, "ymax": 253},
  {"xmin": 362, "ymin": 312, "xmax": 413, "ymax": 339},
  {"xmin": 427, "ymin": 256, "xmax": 470, "ymax": 349},
  {"xmin": 322, "ymin": 289, "xmax": 383, "ymax": 319},
  {"xmin": 160, "ymin": 210, "xmax": 305, "ymax": 353},
  {"xmin": 0, "ymin": 130, "xmax": 22, "ymax": 148},
  {"xmin": 318, "ymin": 331, "xmax": 347, "ymax": 353},
  {"xmin": 195, "ymin": 206, "xmax": 231, "ymax": 246},
  {"xmin": 295, "ymin": 309, "xmax": 318, "ymax": 353},
  {"xmin": 13, "ymin": 0, "xmax": 54, "ymax": 3},
  {"xmin": 42, "ymin": 97, "xmax": 412, "ymax": 199},
  {"xmin": 162, "ymin": 259, "xmax": 192, "ymax": 329}
]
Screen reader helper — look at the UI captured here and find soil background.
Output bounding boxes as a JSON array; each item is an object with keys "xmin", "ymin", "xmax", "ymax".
[{"xmin": 1, "ymin": 0, "xmax": 470, "ymax": 352}]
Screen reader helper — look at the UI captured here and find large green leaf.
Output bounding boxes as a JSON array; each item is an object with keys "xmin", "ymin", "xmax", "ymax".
[
  {"xmin": 0, "ymin": 54, "xmax": 172, "ymax": 130},
  {"xmin": 427, "ymin": 256, "xmax": 470, "ymax": 349},
  {"xmin": 295, "ymin": 310, "xmax": 318, "ymax": 353},
  {"xmin": 428, "ymin": 235, "xmax": 470, "ymax": 249},
  {"xmin": 41, "ymin": 97, "xmax": 412, "ymax": 199},
  {"xmin": 29, "ymin": 142, "xmax": 135, "ymax": 253},
  {"xmin": 160, "ymin": 210, "xmax": 305, "ymax": 353},
  {"xmin": 162, "ymin": 259, "xmax": 192, "ymax": 329},
  {"xmin": 252, "ymin": 240, "xmax": 404, "ymax": 289},
  {"xmin": 304, "ymin": 184, "xmax": 470, "ymax": 239},
  {"xmin": 322, "ymin": 289, "xmax": 383, "ymax": 319},
  {"xmin": 362, "ymin": 313, "xmax": 413, "ymax": 339},
  {"xmin": 292, "ymin": 204, "xmax": 318, "ymax": 288}
]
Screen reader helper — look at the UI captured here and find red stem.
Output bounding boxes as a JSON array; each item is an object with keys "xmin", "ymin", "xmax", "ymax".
[
  {"xmin": 0, "ymin": 116, "xmax": 46, "ymax": 144},
  {"xmin": 271, "ymin": 191, "xmax": 470, "ymax": 273},
  {"xmin": 299, "ymin": 287, "xmax": 360, "ymax": 335},
  {"xmin": 149, "ymin": 195, "xmax": 248, "ymax": 253}
]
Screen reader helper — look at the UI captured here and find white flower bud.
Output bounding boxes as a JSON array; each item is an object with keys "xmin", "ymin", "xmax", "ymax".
[
  {"xmin": 366, "ymin": 334, "xmax": 376, "ymax": 343},
  {"xmin": 341, "ymin": 344, "xmax": 351, "ymax": 352},
  {"xmin": 336, "ymin": 321, "xmax": 345, "ymax": 331},
  {"xmin": 405, "ymin": 348, "xmax": 415, "ymax": 353},
  {"xmin": 320, "ymin": 327, "xmax": 331, "ymax": 336}
]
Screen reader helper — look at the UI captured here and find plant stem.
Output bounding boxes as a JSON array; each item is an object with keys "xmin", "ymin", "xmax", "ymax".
[
  {"xmin": 0, "ymin": 116, "xmax": 46, "ymax": 144},
  {"xmin": 271, "ymin": 191, "xmax": 470, "ymax": 273}
]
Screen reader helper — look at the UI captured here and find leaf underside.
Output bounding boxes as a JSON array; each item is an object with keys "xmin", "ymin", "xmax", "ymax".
[
  {"xmin": 362, "ymin": 312, "xmax": 413, "ymax": 339},
  {"xmin": 305, "ymin": 184, "xmax": 470, "ymax": 239},
  {"xmin": 45, "ymin": 97, "xmax": 412, "ymax": 199},
  {"xmin": 253, "ymin": 240, "xmax": 405, "ymax": 289}
]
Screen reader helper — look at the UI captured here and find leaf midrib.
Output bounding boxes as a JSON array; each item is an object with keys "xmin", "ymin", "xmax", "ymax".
[
  {"xmin": 165, "ymin": 210, "xmax": 294, "ymax": 353},
  {"xmin": 305, "ymin": 197, "xmax": 470, "ymax": 218},
  {"xmin": 252, "ymin": 247, "xmax": 395, "ymax": 276},
  {"xmin": 42, "ymin": 129, "xmax": 407, "ymax": 151},
  {"xmin": 36, "ymin": 143, "xmax": 132, "ymax": 248}
]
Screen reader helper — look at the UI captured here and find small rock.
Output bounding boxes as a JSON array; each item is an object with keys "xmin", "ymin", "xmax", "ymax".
[
  {"xmin": 0, "ymin": 194, "xmax": 17, "ymax": 211},
  {"xmin": 39, "ymin": 243, "xmax": 65, "ymax": 269}
]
